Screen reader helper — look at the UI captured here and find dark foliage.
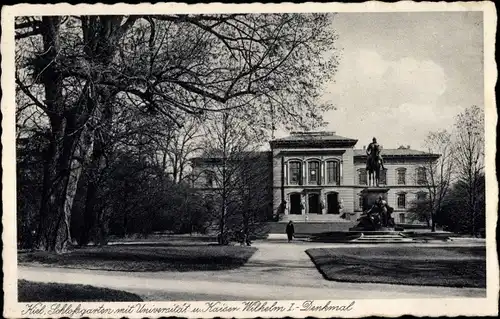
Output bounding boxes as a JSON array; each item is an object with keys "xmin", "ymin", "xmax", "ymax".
[
  {"xmin": 437, "ymin": 174, "xmax": 486, "ymax": 234},
  {"xmin": 18, "ymin": 280, "xmax": 143, "ymax": 302}
]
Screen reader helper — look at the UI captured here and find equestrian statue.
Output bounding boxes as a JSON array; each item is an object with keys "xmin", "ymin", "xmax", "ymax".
[{"xmin": 366, "ymin": 137, "xmax": 385, "ymax": 187}]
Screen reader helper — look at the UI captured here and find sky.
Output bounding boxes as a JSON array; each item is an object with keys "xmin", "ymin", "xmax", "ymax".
[{"xmin": 275, "ymin": 12, "xmax": 484, "ymax": 150}]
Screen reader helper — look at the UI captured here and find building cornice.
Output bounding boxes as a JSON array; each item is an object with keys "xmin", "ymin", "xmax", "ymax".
[
  {"xmin": 270, "ymin": 139, "xmax": 358, "ymax": 149},
  {"xmin": 274, "ymin": 185, "xmax": 432, "ymax": 189},
  {"xmin": 353, "ymin": 154, "xmax": 440, "ymax": 160},
  {"xmin": 276, "ymin": 149, "xmax": 346, "ymax": 156}
]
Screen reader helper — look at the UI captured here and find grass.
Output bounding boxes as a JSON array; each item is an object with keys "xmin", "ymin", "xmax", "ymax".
[
  {"xmin": 306, "ymin": 246, "xmax": 486, "ymax": 288},
  {"xmin": 18, "ymin": 280, "xmax": 143, "ymax": 302},
  {"xmin": 18, "ymin": 244, "xmax": 257, "ymax": 272}
]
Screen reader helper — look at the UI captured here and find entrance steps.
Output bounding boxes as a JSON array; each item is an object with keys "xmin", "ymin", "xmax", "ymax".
[
  {"xmin": 267, "ymin": 221, "xmax": 357, "ymax": 235},
  {"xmin": 351, "ymin": 233, "xmax": 416, "ymax": 243}
]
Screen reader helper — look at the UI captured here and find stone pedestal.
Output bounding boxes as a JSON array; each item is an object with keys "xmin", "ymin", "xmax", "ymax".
[
  {"xmin": 360, "ymin": 187, "xmax": 389, "ymax": 211},
  {"xmin": 350, "ymin": 187, "xmax": 392, "ymax": 231}
]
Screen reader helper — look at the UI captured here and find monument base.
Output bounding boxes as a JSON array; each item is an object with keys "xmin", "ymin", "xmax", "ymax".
[
  {"xmin": 360, "ymin": 187, "xmax": 390, "ymax": 211},
  {"xmin": 352, "ymin": 187, "xmax": 399, "ymax": 232}
]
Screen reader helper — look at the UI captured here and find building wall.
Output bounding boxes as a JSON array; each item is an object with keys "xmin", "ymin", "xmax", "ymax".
[
  {"xmin": 193, "ymin": 148, "xmax": 434, "ymax": 225},
  {"xmin": 271, "ymin": 146, "xmax": 356, "ymax": 221}
]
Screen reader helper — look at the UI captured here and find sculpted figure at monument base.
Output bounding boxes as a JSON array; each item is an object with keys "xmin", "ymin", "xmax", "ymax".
[{"xmin": 353, "ymin": 192, "xmax": 396, "ymax": 231}]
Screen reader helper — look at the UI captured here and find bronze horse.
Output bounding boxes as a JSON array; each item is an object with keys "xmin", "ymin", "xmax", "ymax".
[{"xmin": 367, "ymin": 152, "xmax": 382, "ymax": 187}]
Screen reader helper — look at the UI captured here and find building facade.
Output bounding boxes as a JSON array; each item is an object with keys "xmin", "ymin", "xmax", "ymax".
[{"xmin": 193, "ymin": 131, "xmax": 439, "ymax": 226}]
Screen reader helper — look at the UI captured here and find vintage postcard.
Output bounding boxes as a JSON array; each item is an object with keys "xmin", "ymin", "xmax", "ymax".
[{"xmin": 2, "ymin": 1, "xmax": 498, "ymax": 318}]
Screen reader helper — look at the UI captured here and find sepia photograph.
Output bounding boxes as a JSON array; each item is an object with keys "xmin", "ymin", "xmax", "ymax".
[{"xmin": 2, "ymin": 2, "xmax": 498, "ymax": 318}]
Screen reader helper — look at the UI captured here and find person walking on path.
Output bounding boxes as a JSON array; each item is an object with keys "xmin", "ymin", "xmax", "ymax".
[{"xmin": 286, "ymin": 221, "xmax": 295, "ymax": 243}]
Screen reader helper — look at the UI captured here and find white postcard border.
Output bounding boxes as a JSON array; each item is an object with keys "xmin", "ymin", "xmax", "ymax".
[{"xmin": 2, "ymin": 2, "xmax": 498, "ymax": 318}]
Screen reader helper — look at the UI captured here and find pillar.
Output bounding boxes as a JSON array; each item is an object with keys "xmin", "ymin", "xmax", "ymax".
[
  {"xmin": 321, "ymin": 161, "xmax": 326, "ymax": 185},
  {"xmin": 302, "ymin": 160, "xmax": 307, "ymax": 185},
  {"xmin": 340, "ymin": 160, "xmax": 343, "ymax": 185},
  {"xmin": 301, "ymin": 193, "xmax": 306, "ymax": 215}
]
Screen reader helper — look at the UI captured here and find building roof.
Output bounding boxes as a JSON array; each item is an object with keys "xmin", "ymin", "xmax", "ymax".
[
  {"xmin": 191, "ymin": 151, "xmax": 271, "ymax": 164},
  {"xmin": 270, "ymin": 131, "xmax": 358, "ymax": 148},
  {"xmin": 274, "ymin": 131, "xmax": 357, "ymax": 142},
  {"xmin": 353, "ymin": 148, "xmax": 440, "ymax": 158}
]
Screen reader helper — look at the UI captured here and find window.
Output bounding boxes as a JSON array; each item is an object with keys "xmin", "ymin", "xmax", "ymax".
[
  {"xmin": 358, "ymin": 169, "xmax": 367, "ymax": 185},
  {"xmin": 358, "ymin": 196, "xmax": 364, "ymax": 210},
  {"xmin": 416, "ymin": 192, "xmax": 428, "ymax": 201},
  {"xmin": 289, "ymin": 161, "xmax": 302, "ymax": 185},
  {"xmin": 397, "ymin": 168, "xmax": 406, "ymax": 185},
  {"xmin": 417, "ymin": 167, "xmax": 427, "ymax": 185},
  {"xmin": 380, "ymin": 168, "xmax": 388, "ymax": 185},
  {"xmin": 397, "ymin": 193, "xmax": 406, "ymax": 209},
  {"xmin": 326, "ymin": 161, "xmax": 340, "ymax": 185},
  {"xmin": 205, "ymin": 171, "xmax": 215, "ymax": 187},
  {"xmin": 308, "ymin": 161, "xmax": 320, "ymax": 185}
]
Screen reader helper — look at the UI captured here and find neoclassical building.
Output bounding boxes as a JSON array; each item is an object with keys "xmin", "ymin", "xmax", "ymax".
[
  {"xmin": 193, "ymin": 131, "xmax": 439, "ymax": 226},
  {"xmin": 270, "ymin": 131, "xmax": 439, "ymax": 225}
]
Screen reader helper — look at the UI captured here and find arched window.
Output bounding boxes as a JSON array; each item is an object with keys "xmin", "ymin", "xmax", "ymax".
[
  {"xmin": 308, "ymin": 160, "xmax": 320, "ymax": 185},
  {"xmin": 396, "ymin": 168, "xmax": 407, "ymax": 185},
  {"xmin": 358, "ymin": 168, "xmax": 367, "ymax": 185},
  {"xmin": 289, "ymin": 161, "xmax": 302, "ymax": 185},
  {"xmin": 326, "ymin": 160, "xmax": 340, "ymax": 185},
  {"xmin": 205, "ymin": 170, "xmax": 215, "ymax": 188},
  {"xmin": 397, "ymin": 192, "xmax": 407, "ymax": 209},
  {"xmin": 417, "ymin": 167, "xmax": 427, "ymax": 185}
]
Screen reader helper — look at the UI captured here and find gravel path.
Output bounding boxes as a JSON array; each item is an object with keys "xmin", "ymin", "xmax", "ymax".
[{"xmin": 18, "ymin": 241, "xmax": 486, "ymax": 300}]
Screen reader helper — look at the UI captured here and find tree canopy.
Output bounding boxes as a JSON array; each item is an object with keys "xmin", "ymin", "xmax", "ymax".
[{"xmin": 15, "ymin": 13, "xmax": 339, "ymax": 252}]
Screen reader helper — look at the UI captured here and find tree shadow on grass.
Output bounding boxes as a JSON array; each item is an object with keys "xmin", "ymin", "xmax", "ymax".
[
  {"xmin": 18, "ymin": 246, "xmax": 258, "ymax": 272},
  {"xmin": 18, "ymin": 280, "xmax": 143, "ymax": 302},
  {"xmin": 306, "ymin": 247, "xmax": 486, "ymax": 288}
]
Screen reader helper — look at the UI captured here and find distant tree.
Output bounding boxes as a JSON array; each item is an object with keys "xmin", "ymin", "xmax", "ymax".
[
  {"xmin": 74, "ymin": 102, "xmax": 181, "ymax": 246},
  {"xmin": 165, "ymin": 118, "xmax": 205, "ymax": 184},
  {"xmin": 418, "ymin": 130, "xmax": 455, "ymax": 231},
  {"xmin": 407, "ymin": 197, "xmax": 432, "ymax": 227},
  {"xmin": 200, "ymin": 110, "xmax": 271, "ymax": 244},
  {"xmin": 232, "ymin": 152, "xmax": 273, "ymax": 240},
  {"xmin": 83, "ymin": 151, "xmax": 187, "ymax": 241},
  {"xmin": 16, "ymin": 136, "xmax": 46, "ymax": 249},
  {"xmin": 453, "ymin": 105, "xmax": 485, "ymax": 236},
  {"xmin": 174, "ymin": 181, "xmax": 214, "ymax": 234},
  {"xmin": 438, "ymin": 173, "xmax": 485, "ymax": 234}
]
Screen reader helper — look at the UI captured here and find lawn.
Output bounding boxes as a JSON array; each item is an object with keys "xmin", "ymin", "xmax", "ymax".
[
  {"xmin": 18, "ymin": 280, "xmax": 143, "ymax": 302},
  {"xmin": 18, "ymin": 245, "xmax": 257, "ymax": 272},
  {"xmin": 306, "ymin": 246, "xmax": 486, "ymax": 288}
]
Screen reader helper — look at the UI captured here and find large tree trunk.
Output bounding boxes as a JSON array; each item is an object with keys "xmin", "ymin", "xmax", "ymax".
[
  {"xmin": 79, "ymin": 101, "xmax": 113, "ymax": 246},
  {"xmin": 75, "ymin": 16, "xmax": 131, "ymax": 245},
  {"xmin": 36, "ymin": 132, "xmax": 67, "ymax": 252},
  {"xmin": 35, "ymin": 17, "xmax": 73, "ymax": 253},
  {"xmin": 30, "ymin": 16, "xmax": 137, "ymax": 252},
  {"xmin": 37, "ymin": 123, "xmax": 94, "ymax": 252}
]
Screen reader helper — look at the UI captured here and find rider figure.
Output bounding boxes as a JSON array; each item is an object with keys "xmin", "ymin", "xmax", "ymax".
[{"xmin": 366, "ymin": 137, "xmax": 385, "ymax": 170}]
